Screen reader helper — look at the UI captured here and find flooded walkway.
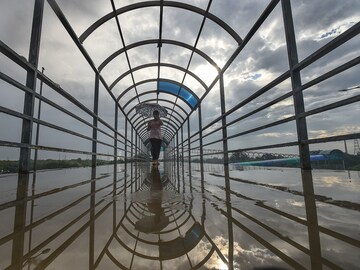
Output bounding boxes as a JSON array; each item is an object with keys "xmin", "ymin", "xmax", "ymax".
[{"xmin": 0, "ymin": 162, "xmax": 359, "ymax": 269}]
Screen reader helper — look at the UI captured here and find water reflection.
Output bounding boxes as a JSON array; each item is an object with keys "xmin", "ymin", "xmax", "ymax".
[
  {"xmin": 133, "ymin": 166, "xmax": 169, "ymax": 233},
  {"xmin": 0, "ymin": 162, "xmax": 359, "ymax": 269}
]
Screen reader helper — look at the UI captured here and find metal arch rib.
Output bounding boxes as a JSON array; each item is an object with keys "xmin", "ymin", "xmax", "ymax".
[
  {"xmin": 136, "ymin": 116, "xmax": 180, "ymax": 132},
  {"xmin": 122, "ymin": 91, "xmax": 192, "ymax": 114},
  {"xmin": 108, "ymin": 62, "xmax": 208, "ymax": 93},
  {"xmin": 140, "ymin": 129, "xmax": 173, "ymax": 144},
  {"xmin": 132, "ymin": 109, "xmax": 182, "ymax": 129},
  {"xmin": 122, "ymin": 88, "xmax": 197, "ymax": 112},
  {"xmin": 107, "ymin": 39, "xmax": 221, "ymax": 89},
  {"xmin": 79, "ymin": 1, "xmax": 242, "ymax": 45},
  {"xmin": 130, "ymin": 104, "xmax": 184, "ymax": 124},
  {"xmin": 102, "ymin": 39, "xmax": 219, "ymax": 76},
  {"xmin": 117, "ymin": 78, "xmax": 200, "ymax": 103},
  {"xmin": 137, "ymin": 119, "xmax": 178, "ymax": 138},
  {"xmin": 139, "ymin": 128, "xmax": 174, "ymax": 141},
  {"xmin": 126, "ymin": 98, "xmax": 189, "ymax": 119},
  {"xmin": 138, "ymin": 125, "xmax": 179, "ymax": 143}
]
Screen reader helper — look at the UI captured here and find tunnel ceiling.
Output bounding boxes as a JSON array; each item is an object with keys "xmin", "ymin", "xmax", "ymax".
[{"xmin": 48, "ymin": 0, "xmax": 246, "ymax": 145}]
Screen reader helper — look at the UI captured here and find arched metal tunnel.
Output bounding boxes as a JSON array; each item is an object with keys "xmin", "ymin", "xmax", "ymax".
[
  {"xmin": 72, "ymin": 0, "xmax": 243, "ymax": 158},
  {"xmin": 0, "ymin": 0, "xmax": 359, "ymax": 269}
]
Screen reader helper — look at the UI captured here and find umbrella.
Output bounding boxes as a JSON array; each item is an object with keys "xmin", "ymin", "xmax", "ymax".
[{"xmin": 135, "ymin": 103, "xmax": 167, "ymax": 117}]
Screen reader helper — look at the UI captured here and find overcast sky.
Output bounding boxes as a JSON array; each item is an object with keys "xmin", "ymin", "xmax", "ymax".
[{"xmin": 0, "ymin": 0, "xmax": 359, "ymax": 160}]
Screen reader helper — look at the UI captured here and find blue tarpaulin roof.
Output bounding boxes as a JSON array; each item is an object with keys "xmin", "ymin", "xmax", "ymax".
[{"xmin": 159, "ymin": 81, "xmax": 198, "ymax": 108}]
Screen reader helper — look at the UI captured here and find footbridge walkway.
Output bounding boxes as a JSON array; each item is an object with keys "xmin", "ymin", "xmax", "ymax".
[{"xmin": 0, "ymin": 0, "xmax": 359, "ymax": 269}]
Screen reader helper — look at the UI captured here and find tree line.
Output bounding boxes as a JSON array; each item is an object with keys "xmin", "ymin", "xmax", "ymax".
[{"xmin": 0, "ymin": 158, "xmax": 124, "ymax": 174}]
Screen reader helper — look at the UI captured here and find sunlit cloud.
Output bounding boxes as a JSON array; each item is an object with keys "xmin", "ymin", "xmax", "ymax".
[
  {"xmin": 259, "ymin": 19, "xmax": 286, "ymax": 51},
  {"xmin": 191, "ymin": 235, "xmax": 282, "ymax": 269},
  {"xmin": 309, "ymin": 126, "xmax": 360, "ymax": 139},
  {"xmin": 317, "ymin": 19, "xmax": 359, "ymax": 41},
  {"xmin": 299, "ymin": 18, "xmax": 359, "ymax": 42},
  {"xmin": 257, "ymin": 132, "xmax": 295, "ymax": 138},
  {"xmin": 242, "ymin": 73, "xmax": 262, "ymax": 81},
  {"xmin": 270, "ymin": 99, "xmax": 293, "ymax": 109},
  {"xmin": 287, "ymin": 199, "xmax": 305, "ymax": 207},
  {"xmin": 193, "ymin": 64, "xmax": 219, "ymax": 86}
]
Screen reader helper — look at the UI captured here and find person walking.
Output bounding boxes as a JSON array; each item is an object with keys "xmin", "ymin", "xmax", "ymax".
[{"xmin": 147, "ymin": 110, "xmax": 163, "ymax": 165}]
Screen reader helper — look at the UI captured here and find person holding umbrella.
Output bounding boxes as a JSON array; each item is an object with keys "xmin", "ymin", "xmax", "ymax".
[{"xmin": 147, "ymin": 110, "xmax": 163, "ymax": 165}]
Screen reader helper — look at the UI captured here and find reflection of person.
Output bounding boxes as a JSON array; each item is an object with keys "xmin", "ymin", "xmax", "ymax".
[
  {"xmin": 135, "ymin": 166, "xmax": 169, "ymax": 233},
  {"xmin": 147, "ymin": 166, "xmax": 163, "ymax": 214},
  {"xmin": 147, "ymin": 110, "xmax": 163, "ymax": 165}
]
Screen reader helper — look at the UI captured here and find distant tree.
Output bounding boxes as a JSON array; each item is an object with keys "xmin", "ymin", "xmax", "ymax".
[{"xmin": 229, "ymin": 151, "xmax": 249, "ymax": 162}]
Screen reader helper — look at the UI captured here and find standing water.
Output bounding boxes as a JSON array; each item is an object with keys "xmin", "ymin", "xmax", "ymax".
[{"xmin": 0, "ymin": 162, "xmax": 359, "ymax": 269}]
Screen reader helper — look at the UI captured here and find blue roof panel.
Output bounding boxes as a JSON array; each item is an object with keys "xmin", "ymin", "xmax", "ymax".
[{"xmin": 159, "ymin": 81, "xmax": 197, "ymax": 108}]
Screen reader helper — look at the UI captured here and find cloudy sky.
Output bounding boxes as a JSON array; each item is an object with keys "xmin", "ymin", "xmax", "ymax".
[{"xmin": 0, "ymin": 0, "xmax": 359, "ymax": 160}]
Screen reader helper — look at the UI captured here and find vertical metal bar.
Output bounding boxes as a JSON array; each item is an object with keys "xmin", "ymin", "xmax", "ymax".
[
  {"xmin": 181, "ymin": 126, "xmax": 184, "ymax": 164},
  {"xmin": 135, "ymin": 133, "xmax": 138, "ymax": 161},
  {"xmin": 13, "ymin": 1, "xmax": 44, "ymax": 266},
  {"xmin": 33, "ymin": 67, "xmax": 45, "ymax": 173},
  {"xmin": 219, "ymin": 74, "xmax": 229, "ymax": 167},
  {"xmin": 19, "ymin": 0, "xmax": 44, "ymax": 174},
  {"xmin": 176, "ymin": 132, "xmax": 180, "ymax": 191},
  {"xmin": 130, "ymin": 128, "xmax": 134, "ymax": 193},
  {"xmin": 89, "ymin": 181, "xmax": 95, "ymax": 270},
  {"xmin": 28, "ymin": 67, "xmax": 44, "ymax": 270},
  {"xmin": 92, "ymin": 74, "xmax": 99, "ymax": 170},
  {"xmin": 11, "ymin": 174, "xmax": 29, "ymax": 268},
  {"xmin": 131, "ymin": 128, "xmax": 134, "ymax": 163},
  {"xmin": 181, "ymin": 126, "xmax": 185, "ymax": 190},
  {"xmin": 124, "ymin": 120, "xmax": 128, "ymax": 194},
  {"xmin": 156, "ymin": 0, "xmax": 164, "ymax": 98},
  {"xmin": 281, "ymin": 1, "xmax": 322, "ymax": 269},
  {"xmin": 187, "ymin": 120, "xmax": 191, "ymax": 178},
  {"xmin": 114, "ymin": 104, "xmax": 118, "ymax": 179},
  {"xmin": 135, "ymin": 134, "xmax": 138, "ymax": 190},
  {"xmin": 125, "ymin": 120, "xmax": 128, "ymax": 163},
  {"xmin": 89, "ymin": 72, "xmax": 99, "ymax": 270},
  {"xmin": 113, "ymin": 105, "xmax": 118, "ymax": 231},
  {"xmin": 198, "ymin": 106, "xmax": 204, "ymax": 187},
  {"xmin": 219, "ymin": 74, "xmax": 233, "ymax": 269}
]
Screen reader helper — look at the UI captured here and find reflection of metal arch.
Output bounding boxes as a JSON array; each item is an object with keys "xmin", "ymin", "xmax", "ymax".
[{"xmin": 95, "ymin": 165, "xmax": 227, "ymax": 268}]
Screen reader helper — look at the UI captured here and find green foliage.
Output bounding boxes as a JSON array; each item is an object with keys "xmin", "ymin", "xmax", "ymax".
[
  {"xmin": 0, "ymin": 160, "xmax": 19, "ymax": 173},
  {"xmin": 343, "ymin": 154, "xmax": 360, "ymax": 170},
  {"xmin": 350, "ymin": 164, "xmax": 360, "ymax": 170},
  {"xmin": 0, "ymin": 158, "xmax": 116, "ymax": 174}
]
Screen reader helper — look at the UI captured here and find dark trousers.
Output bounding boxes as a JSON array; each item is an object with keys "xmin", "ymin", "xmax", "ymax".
[{"xmin": 150, "ymin": 138, "xmax": 162, "ymax": 160}]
